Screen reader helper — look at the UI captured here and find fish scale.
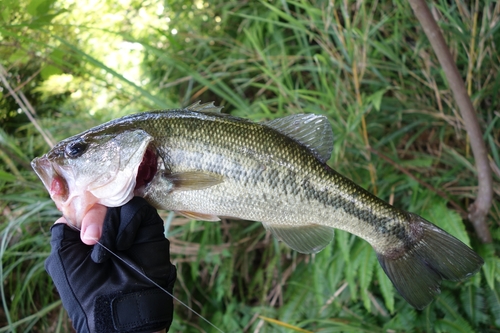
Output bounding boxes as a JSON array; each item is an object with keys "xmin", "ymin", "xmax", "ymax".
[{"xmin": 31, "ymin": 101, "xmax": 483, "ymax": 310}]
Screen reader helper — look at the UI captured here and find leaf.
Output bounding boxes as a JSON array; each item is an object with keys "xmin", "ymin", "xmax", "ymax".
[
  {"xmin": 0, "ymin": 171, "xmax": 17, "ymax": 182},
  {"xmin": 27, "ymin": 0, "xmax": 45, "ymax": 16},
  {"xmin": 435, "ymin": 317, "xmax": 474, "ymax": 333},
  {"xmin": 399, "ymin": 157, "xmax": 433, "ymax": 168},
  {"xmin": 482, "ymin": 256, "xmax": 500, "ymax": 291},
  {"xmin": 336, "ymin": 230, "xmax": 352, "ymax": 264},
  {"xmin": 337, "ymin": 233, "xmax": 359, "ymax": 300},
  {"xmin": 435, "ymin": 292, "xmax": 461, "ymax": 321},
  {"xmin": 421, "ymin": 197, "xmax": 471, "ymax": 246},
  {"xmin": 376, "ymin": 265, "xmax": 395, "ymax": 313},
  {"xmin": 420, "ymin": 305, "xmax": 437, "ymax": 333},
  {"xmin": 27, "ymin": 0, "xmax": 55, "ymax": 16},
  {"xmin": 1, "ymin": 7, "xmax": 10, "ymax": 22},
  {"xmin": 383, "ymin": 307, "xmax": 417, "ymax": 332},
  {"xmin": 367, "ymin": 89, "xmax": 387, "ymax": 111},
  {"xmin": 8, "ymin": 50, "xmax": 29, "ymax": 64},
  {"xmin": 357, "ymin": 243, "xmax": 376, "ymax": 311},
  {"xmin": 460, "ymin": 283, "xmax": 487, "ymax": 325},
  {"xmin": 48, "ymin": 48, "xmax": 65, "ymax": 65},
  {"xmin": 486, "ymin": 281, "xmax": 500, "ymax": 327},
  {"xmin": 40, "ymin": 65, "xmax": 62, "ymax": 79},
  {"xmin": 259, "ymin": 316, "xmax": 313, "ymax": 333}
]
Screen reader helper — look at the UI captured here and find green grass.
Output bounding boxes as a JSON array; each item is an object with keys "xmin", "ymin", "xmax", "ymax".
[{"xmin": 1, "ymin": 0, "xmax": 500, "ymax": 332}]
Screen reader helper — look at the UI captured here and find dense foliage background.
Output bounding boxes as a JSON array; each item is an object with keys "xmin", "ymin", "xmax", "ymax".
[{"xmin": 1, "ymin": 0, "xmax": 499, "ymax": 332}]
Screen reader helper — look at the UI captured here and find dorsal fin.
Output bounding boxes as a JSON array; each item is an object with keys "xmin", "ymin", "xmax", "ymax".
[
  {"xmin": 185, "ymin": 101, "xmax": 223, "ymax": 113},
  {"xmin": 263, "ymin": 114, "xmax": 334, "ymax": 162}
]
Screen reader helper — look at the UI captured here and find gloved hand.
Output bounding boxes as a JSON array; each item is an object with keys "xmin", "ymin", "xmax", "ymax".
[{"xmin": 45, "ymin": 197, "xmax": 176, "ymax": 333}]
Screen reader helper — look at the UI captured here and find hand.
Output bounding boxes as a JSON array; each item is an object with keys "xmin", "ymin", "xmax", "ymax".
[
  {"xmin": 78, "ymin": 203, "xmax": 107, "ymax": 245},
  {"xmin": 45, "ymin": 197, "xmax": 176, "ymax": 333}
]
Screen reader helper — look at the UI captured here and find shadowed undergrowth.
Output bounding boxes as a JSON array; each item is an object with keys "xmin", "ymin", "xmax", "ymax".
[{"xmin": 1, "ymin": 0, "xmax": 499, "ymax": 332}]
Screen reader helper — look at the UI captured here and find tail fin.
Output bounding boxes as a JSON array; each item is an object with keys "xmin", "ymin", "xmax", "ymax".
[{"xmin": 376, "ymin": 214, "xmax": 484, "ymax": 310}]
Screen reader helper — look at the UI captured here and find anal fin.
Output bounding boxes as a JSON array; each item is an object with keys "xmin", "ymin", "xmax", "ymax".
[
  {"xmin": 263, "ymin": 223, "xmax": 334, "ymax": 254},
  {"xmin": 176, "ymin": 210, "xmax": 221, "ymax": 222}
]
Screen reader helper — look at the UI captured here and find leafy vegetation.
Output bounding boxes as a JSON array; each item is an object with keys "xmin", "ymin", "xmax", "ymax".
[{"xmin": 1, "ymin": 0, "xmax": 499, "ymax": 332}]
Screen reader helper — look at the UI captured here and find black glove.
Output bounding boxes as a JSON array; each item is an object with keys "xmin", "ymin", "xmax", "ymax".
[{"xmin": 45, "ymin": 197, "xmax": 176, "ymax": 333}]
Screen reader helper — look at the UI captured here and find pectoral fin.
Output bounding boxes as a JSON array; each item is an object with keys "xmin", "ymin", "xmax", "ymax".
[
  {"xmin": 165, "ymin": 171, "xmax": 223, "ymax": 191},
  {"xmin": 176, "ymin": 210, "xmax": 221, "ymax": 221},
  {"xmin": 262, "ymin": 223, "xmax": 334, "ymax": 254}
]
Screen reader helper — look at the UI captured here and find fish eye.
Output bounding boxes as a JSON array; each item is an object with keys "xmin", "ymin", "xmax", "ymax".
[{"xmin": 65, "ymin": 140, "xmax": 88, "ymax": 158}]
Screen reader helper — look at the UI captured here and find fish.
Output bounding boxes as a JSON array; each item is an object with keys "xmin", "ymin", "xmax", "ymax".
[{"xmin": 31, "ymin": 101, "xmax": 483, "ymax": 310}]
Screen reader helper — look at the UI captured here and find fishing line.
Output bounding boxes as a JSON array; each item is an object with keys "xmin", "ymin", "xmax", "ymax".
[
  {"xmin": 73, "ymin": 226, "xmax": 225, "ymax": 333},
  {"xmin": 95, "ymin": 240, "xmax": 225, "ymax": 333}
]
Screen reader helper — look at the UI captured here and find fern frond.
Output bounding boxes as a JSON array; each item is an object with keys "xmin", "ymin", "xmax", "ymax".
[
  {"xmin": 357, "ymin": 243, "xmax": 376, "ymax": 311},
  {"xmin": 460, "ymin": 283, "xmax": 487, "ymax": 325},
  {"xmin": 486, "ymin": 281, "xmax": 500, "ymax": 328},
  {"xmin": 375, "ymin": 265, "xmax": 394, "ymax": 313}
]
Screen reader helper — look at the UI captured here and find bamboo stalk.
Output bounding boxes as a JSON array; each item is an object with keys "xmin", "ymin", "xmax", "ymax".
[
  {"xmin": 0, "ymin": 64, "xmax": 54, "ymax": 148},
  {"xmin": 408, "ymin": 0, "xmax": 492, "ymax": 243}
]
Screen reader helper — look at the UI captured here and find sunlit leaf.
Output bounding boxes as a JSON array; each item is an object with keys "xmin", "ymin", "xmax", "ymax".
[
  {"xmin": 259, "ymin": 316, "xmax": 313, "ymax": 333},
  {"xmin": 40, "ymin": 65, "xmax": 63, "ymax": 79},
  {"xmin": 421, "ymin": 197, "xmax": 471, "ymax": 246}
]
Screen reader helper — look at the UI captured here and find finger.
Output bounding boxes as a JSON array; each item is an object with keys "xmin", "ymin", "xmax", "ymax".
[
  {"xmin": 55, "ymin": 216, "xmax": 67, "ymax": 224},
  {"xmin": 80, "ymin": 204, "xmax": 107, "ymax": 245}
]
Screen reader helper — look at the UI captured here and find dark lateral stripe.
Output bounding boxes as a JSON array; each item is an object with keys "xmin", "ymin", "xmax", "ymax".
[{"xmin": 264, "ymin": 166, "xmax": 410, "ymax": 243}]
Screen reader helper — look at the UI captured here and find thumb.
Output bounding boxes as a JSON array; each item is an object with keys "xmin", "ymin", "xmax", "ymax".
[
  {"xmin": 90, "ymin": 206, "xmax": 122, "ymax": 263},
  {"xmin": 80, "ymin": 204, "xmax": 107, "ymax": 245}
]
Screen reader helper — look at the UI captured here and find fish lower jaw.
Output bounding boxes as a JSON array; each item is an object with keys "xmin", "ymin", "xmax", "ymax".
[{"xmin": 58, "ymin": 192, "xmax": 100, "ymax": 228}]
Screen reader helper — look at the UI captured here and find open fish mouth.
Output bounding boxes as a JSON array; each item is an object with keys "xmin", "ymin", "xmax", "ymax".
[
  {"xmin": 31, "ymin": 157, "xmax": 69, "ymax": 207},
  {"xmin": 31, "ymin": 155, "xmax": 83, "ymax": 222},
  {"xmin": 31, "ymin": 151, "xmax": 140, "ymax": 226},
  {"xmin": 31, "ymin": 133, "xmax": 157, "ymax": 226}
]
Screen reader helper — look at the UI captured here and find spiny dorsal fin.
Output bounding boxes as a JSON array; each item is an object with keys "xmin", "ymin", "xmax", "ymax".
[
  {"xmin": 263, "ymin": 114, "xmax": 334, "ymax": 162},
  {"xmin": 262, "ymin": 223, "xmax": 334, "ymax": 254},
  {"xmin": 185, "ymin": 101, "xmax": 223, "ymax": 113}
]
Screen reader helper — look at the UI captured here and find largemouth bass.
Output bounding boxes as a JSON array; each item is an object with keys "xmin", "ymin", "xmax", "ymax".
[{"xmin": 32, "ymin": 101, "xmax": 483, "ymax": 309}]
